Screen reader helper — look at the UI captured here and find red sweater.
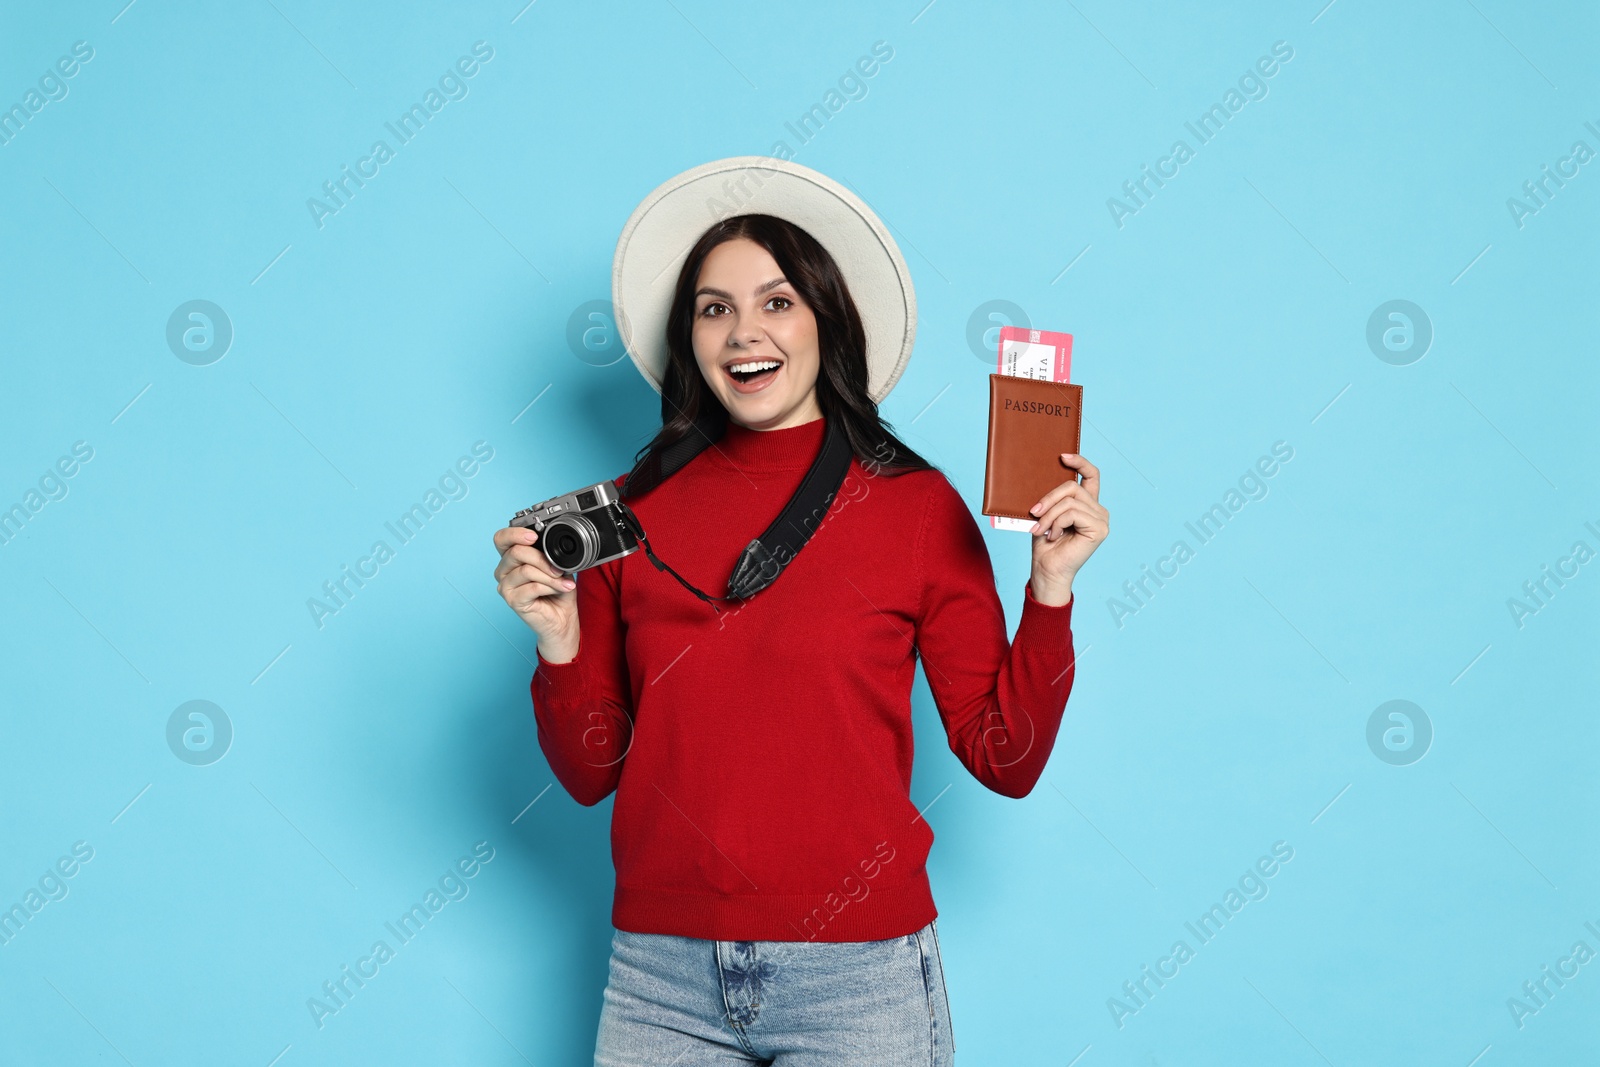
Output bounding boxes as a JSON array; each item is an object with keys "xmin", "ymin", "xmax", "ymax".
[{"xmin": 531, "ymin": 414, "xmax": 1076, "ymax": 942}]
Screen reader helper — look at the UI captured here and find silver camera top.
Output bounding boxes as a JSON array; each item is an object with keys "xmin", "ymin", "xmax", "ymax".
[{"xmin": 510, "ymin": 480, "xmax": 623, "ymax": 530}]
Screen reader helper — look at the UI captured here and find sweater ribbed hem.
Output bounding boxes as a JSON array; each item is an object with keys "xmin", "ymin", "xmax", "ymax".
[{"xmin": 612, "ymin": 872, "xmax": 938, "ymax": 943}]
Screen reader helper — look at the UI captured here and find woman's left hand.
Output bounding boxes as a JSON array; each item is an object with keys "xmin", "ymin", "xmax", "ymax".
[{"xmin": 1028, "ymin": 453, "xmax": 1109, "ymax": 600}]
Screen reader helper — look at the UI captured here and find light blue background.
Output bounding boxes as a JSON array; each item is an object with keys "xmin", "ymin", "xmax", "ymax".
[{"xmin": 2, "ymin": 1, "xmax": 1596, "ymax": 1063}]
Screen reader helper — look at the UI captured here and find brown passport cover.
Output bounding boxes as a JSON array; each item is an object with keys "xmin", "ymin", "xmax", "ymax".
[{"xmin": 982, "ymin": 374, "xmax": 1084, "ymax": 519}]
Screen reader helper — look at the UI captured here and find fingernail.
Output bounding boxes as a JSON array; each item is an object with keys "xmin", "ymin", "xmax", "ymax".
[
  {"xmin": 1029, "ymin": 503, "xmax": 1042, "ymax": 515},
  {"xmin": 564, "ymin": 579, "xmax": 576, "ymax": 589}
]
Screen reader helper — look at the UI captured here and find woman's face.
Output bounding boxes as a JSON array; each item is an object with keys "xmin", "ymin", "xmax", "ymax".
[{"xmin": 691, "ymin": 237, "xmax": 824, "ymax": 431}]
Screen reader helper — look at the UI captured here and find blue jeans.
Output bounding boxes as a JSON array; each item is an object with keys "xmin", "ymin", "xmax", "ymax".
[{"xmin": 593, "ymin": 919, "xmax": 956, "ymax": 1065}]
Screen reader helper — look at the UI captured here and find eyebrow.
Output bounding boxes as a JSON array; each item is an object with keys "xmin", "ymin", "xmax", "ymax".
[{"xmin": 694, "ymin": 277, "xmax": 789, "ymax": 301}]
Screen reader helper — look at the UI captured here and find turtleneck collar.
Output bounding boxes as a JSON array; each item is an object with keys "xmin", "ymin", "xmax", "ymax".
[{"xmin": 708, "ymin": 414, "xmax": 827, "ymax": 472}]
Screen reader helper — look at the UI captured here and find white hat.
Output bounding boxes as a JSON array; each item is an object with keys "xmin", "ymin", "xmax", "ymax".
[{"xmin": 611, "ymin": 156, "xmax": 917, "ymax": 405}]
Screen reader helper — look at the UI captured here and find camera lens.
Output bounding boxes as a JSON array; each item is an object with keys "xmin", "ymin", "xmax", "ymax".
[{"xmin": 542, "ymin": 516, "xmax": 597, "ymax": 571}]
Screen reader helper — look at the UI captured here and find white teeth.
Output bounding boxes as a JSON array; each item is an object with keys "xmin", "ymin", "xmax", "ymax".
[{"xmin": 728, "ymin": 359, "xmax": 779, "ymax": 374}]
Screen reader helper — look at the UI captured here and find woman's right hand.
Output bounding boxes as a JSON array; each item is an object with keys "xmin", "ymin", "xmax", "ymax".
[{"xmin": 493, "ymin": 526, "xmax": 580, "ymax": 662}]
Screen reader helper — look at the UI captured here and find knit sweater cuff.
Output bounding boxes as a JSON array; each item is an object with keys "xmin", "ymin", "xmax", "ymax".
[
  {"xmin": 534, "ymin": 643, "xmax": 590, "ymax": 703},
  {"xmin": 1020, "ymin": 580, "xmax": 1075, "ymax": 642}
]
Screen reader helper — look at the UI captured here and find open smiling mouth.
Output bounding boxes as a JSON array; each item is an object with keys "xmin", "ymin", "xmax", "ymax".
[{"xmin": 724, "ymin": 359, "xmax": 781, "ymax": 393}]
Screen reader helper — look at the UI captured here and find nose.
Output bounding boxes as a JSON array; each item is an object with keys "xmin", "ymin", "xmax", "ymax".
[{"xmin": 728, "ymin": 319, "xmax": 764, "ymax": 348}]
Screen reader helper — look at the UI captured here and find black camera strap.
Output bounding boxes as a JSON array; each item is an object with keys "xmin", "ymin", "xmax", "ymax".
[{"xmin": 614, "ymin": 413, "xmax": 854, "ymax": 614}]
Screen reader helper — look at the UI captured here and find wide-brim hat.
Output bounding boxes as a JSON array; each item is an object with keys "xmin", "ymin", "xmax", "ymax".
[{"xmin": 611, "ymin": 156, "xmax": 916, "ymax": 406}]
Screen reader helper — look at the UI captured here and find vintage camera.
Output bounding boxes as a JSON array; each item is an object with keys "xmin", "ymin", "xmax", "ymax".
[{"xmin": 509, "ymin": 480, "xmax": 640, "ymax": 575}]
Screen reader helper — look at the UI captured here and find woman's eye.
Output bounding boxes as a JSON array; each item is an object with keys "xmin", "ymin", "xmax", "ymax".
[
  {"xmin": 700, "ymin": 303, "xmax": 726, "ymax": 317},
  {"xmin": 767, "ymin": 296, "xmax": 791, "ymax": 311}
]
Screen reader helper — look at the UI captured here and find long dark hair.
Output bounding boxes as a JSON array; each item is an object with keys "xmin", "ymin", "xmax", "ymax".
[{"xmin": 620, "ymin": 213, "xmax": 937, "ymax": 497}]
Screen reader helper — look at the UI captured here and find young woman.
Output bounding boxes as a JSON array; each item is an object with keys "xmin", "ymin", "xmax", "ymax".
[{"xmin": 493, "ymin": 159, "xmax": 1108, "ymax": 1065}]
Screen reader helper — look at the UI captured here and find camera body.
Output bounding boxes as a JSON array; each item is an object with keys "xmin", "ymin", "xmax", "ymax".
[{"xmin": 509, "ymin": 480, "xmax": 640, "ymax": 575}]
